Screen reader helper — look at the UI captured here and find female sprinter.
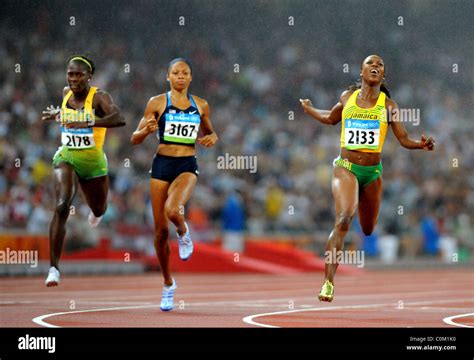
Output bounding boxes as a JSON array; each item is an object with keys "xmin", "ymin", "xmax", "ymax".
[
  {"xmin": 300, "ymin": 55, "xmax": 435, "ymax": 302},
  {"xmin": 131, "ymin": 58, "xmax": 218, "ymax": 311},
  {"xmin": 41, "ymin": 55, "xmax": 125, "ymax": 286}
]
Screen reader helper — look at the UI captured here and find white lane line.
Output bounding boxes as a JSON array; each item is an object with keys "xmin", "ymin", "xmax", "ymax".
[
  {"xmin": 31, "ymin": 298, "xmax": 301, "ymax": 328},
  {"xmin": 243, "ymin": 303, "xmax": 390, "ymax": 328},
  {"xmin": 32, "ymin": 304, "xmax": 160, "ymax": 328},
  {"xmin": 242, "ymin": 299, "xmax": 474, "ymax": 328},
  {"xmin": 442, "ymin": 313, "xmax": 474, "ymax": 328},
  {"xmin": 31, "ymin": 297, "xmax": 473, "ymax": 328}
]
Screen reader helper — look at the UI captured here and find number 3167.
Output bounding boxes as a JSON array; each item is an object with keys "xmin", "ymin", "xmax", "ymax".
[{"xmin": 168, "ymin": 124, "xmax": 196, "ymax": 137}]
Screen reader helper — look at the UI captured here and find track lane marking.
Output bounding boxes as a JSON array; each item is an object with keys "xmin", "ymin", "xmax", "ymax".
[
  {"xmin": 242, "ymin": 299, "xmax": 474, "ymax": 328},
  {"xmin": 442, "ymin": 313, "xmax": 474, "ymax": 328}
]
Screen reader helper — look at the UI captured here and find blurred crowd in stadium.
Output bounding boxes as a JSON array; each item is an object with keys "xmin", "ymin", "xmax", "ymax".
[{"xmin": 1, "ymin": 1, "xmax": 472, "ymax": 261}]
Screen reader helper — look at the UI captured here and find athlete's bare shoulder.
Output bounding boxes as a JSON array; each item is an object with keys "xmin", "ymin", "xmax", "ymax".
[
  {"xmin": 94, "ymin": 88, "xmax": 108, "ymax": 96},
  {"xmin": 62, "ymin": 86, "xmax": 70, "ymax": 97},
  {"xmin": 149, "ymin": 93, "xmax": 167, "ymax": 103},
  {"xmin": 190, "ymin": 94, "xmax": 207, "ymax": 104},
  {"xmin": 92, "ymin": 88, "xmax": 112, "ymax": 102},
  {"xmin": 339, "ymin": 89, "xmax": 354, "ymax": 106},
  {"xmin": 147, "ymin": 93, "xmax": 167, "ymax": 109},
  {"xmin": 142, "ymin": 93, "xmax": 167, "ymax": 116},
  {"xmin": 190, "ymin": 94, "xmax": 209, "ymax": 113}
]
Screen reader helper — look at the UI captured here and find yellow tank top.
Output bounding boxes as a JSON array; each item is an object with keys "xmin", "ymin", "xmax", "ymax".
[
  {"xmin": 60, "ymin": 86, "xmax": 106, "ymax": 149},
  {"xmin": 340, "ymin": 89, "xmax": 388, "ymax": 153}
]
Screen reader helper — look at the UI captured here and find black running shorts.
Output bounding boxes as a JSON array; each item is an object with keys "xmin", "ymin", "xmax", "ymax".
[{"xmin": 150, "ymin": 154, "xmax": 199, "ymax": 183}]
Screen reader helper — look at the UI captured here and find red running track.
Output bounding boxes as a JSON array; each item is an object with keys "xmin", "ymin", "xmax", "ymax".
[{"xmin": 0, "ymin": 269, "xmax": 472, "ymax": 328}]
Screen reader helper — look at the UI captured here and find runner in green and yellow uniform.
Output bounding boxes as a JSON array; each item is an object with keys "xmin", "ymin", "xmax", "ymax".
[
  {"xmin": 300, "ymin": 55, "xmax": 435, "ymax": 302},
  {"xmin": 41, "ymin": 55, "xmax": 125, "ymax": 286}
]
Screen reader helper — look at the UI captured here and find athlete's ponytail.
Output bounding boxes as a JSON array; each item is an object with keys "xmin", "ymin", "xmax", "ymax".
[{"xmin": 380, "ymin": 83, "xmax": 391, "ymax": 98}]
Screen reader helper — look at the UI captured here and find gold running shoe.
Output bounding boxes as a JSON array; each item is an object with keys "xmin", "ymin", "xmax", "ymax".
[{"xmin": 318, "ymin": 280, "xmax": 334, "ymax": 302}]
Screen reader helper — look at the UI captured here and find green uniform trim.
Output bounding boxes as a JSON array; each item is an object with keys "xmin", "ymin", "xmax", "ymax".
[
  {"xmin": 333, "ymin": 156, "xmax": 382, "ymax": 188},
  {"xmin": 163, "ymin": 135, "xmax": 195, "ymax": 144},
  {"xmin": 52, "ymin": 146, "xmax": 108, "ymax": 180}
]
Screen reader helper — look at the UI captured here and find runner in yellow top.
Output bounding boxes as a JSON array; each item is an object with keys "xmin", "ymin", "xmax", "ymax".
[
  {"xmin": 300, "ymin": 55, "xmax": 435, "ymax": 302},
  {"xmin": 41, "ymin": 55, "xmax": 125, "ymax": 286}
]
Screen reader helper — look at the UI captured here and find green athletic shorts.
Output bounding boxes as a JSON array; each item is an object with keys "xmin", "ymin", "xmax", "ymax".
[
  {"xmin": 52, "ymin": 146, "xmax": 108, "ymax": 180},
  {"xmin": 333, "ymin": 156, "xmax": 382, "ymax": 188}
]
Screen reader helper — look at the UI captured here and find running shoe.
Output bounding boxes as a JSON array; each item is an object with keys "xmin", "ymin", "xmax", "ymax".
[
  {"xmin": 177, "ymin": 222, "xmax": 193, "ymax": 261},
  {"xmin": 318, "ymin": 279, "xmax": 334, "ymax": 302},
  {"xmin": 45, "ymin": 266, "xmax": 60, "ymax": 287},
  {"xmin": 160, "ymin": 278, "xmax": 177, "ymax": 311}
]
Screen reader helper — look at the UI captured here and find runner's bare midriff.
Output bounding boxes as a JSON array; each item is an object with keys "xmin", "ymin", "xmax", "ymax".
[
  {"xmin": 158, "ymin": 143, "xmax": 196, "ymax": 157},
  {"xmin": 340, "ymin": 148, "xmax": 381, "ymax": 166}
]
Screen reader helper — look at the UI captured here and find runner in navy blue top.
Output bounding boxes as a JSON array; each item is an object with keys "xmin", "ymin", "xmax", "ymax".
[{"xmin": 131, "ymin": 58, "xmax": 218, "ymax": 311}]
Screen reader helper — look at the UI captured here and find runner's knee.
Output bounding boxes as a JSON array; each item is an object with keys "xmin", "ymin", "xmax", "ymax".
[
  {"xmin": 335, "ymin": 213, "xmax": 354, "ymax": 232},
  {"xmin": 55, "ymin": 199, "xmax": 72, "ymax": 217},
  {"xmin": 165, "ymin": 204, "xmax": 182, "ymax": 224}
]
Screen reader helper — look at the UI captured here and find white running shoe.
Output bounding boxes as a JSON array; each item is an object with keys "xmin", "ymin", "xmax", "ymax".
[
  {"xmin": 45, "ymin": 266, "xmax": 60, "ymax": 287},
  {"xmin": 177, "ymin": 222, "xmax": 193, "ymax": 261},
  {"xmin": 160, "ymin": 278, "xmax": 177, "ymax": 311},
  {"xmin": 88, "ymin": 211, "xmax": 103, "ymax": 228}
]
